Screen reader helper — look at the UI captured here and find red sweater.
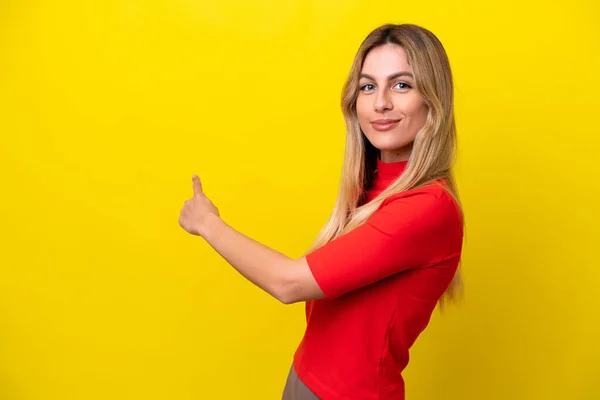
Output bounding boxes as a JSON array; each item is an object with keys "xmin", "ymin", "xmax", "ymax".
[{"xmin": 293, "ymin": 158, "xmax": 464, "ymax": 399}]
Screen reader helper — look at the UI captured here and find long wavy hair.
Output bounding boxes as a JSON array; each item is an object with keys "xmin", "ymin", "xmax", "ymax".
[{"xmin": 307, "ymin": 23, "xmax": 465, "ymax": 308}]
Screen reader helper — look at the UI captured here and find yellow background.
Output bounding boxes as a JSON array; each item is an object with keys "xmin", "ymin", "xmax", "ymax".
[{"xmin": 1, "ymin": 1, "xmax": 599, "ymax": 399}]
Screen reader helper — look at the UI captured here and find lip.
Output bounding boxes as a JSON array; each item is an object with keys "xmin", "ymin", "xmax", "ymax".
[{"xmin": 371, "ymin": 119, "xmax": 401, "ymax": 131}]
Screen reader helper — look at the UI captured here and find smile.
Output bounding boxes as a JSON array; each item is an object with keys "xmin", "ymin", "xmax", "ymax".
[{"xmin": 370, "ymin": 119, "xmax": 401, "ymax": 131}]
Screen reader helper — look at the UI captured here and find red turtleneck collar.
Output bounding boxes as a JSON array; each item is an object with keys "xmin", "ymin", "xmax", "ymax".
[{"xmin": 370, "ymin": 157, "xmax": 408, "ymax": 193}]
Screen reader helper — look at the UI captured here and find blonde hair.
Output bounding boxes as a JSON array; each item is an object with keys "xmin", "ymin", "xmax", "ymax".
[{"xmin": 308, "ymin": 23, "xmax": 464, "ymax": 308}]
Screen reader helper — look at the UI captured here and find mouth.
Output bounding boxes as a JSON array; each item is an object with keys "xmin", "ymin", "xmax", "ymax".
[{"xmin": 370, "ymin": 119, "xmax": 402, "ymax": 131}]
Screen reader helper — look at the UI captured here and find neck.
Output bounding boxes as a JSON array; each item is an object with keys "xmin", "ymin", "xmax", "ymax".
[{"xmin": 380, "ymin": 145, "xmax": 413, "ymax": 163}]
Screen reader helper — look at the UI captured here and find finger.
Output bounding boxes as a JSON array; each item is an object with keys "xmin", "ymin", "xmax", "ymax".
[{"xmin": 192, "ymin": 174, "xmax": 202, "ymax": 195}]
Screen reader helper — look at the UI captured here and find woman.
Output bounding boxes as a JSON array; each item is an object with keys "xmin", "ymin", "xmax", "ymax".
[{"xmin": 179, "ymin": 23, "xmax": 464, "ymax": 400}]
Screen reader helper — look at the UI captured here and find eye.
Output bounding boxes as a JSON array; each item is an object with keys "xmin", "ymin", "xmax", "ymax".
[
  {"xmin": 360, "ymin": 83, "xmax": 375, "ymax": 92},
  {"xmin": 394, "ymin": 82, "xmax": 412, "ymax": 90}
]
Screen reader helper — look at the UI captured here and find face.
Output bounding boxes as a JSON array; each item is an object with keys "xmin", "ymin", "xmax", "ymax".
[{"xmin": 356, "ymin": 44, "xmax": 428, "ymax": 163}]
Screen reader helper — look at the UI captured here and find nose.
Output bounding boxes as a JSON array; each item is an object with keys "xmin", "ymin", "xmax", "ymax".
[{"xmin": 374, "ymin": 89, "xmax": 393, "ymax": 113}]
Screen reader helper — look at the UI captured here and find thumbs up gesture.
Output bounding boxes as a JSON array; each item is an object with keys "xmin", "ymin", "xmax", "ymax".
[{"xmin": 179, "ymin": 175, "xmax": 220, "ymax": 236}]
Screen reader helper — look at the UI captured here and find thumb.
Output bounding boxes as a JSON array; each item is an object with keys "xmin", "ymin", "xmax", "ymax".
[{"xmin": 192, "ymin": 175, "xmax": 203, "ymax": 195}]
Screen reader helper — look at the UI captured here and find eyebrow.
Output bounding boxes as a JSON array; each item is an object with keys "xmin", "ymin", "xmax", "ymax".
[{"xmin": 359, "ymin": 72, "xmax": 414, "ymax": 81}]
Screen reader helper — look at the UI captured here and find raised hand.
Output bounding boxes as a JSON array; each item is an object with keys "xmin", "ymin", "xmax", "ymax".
[{"xmin": 178, "ymin": 175, "xmax": 220, "ymax": 236}]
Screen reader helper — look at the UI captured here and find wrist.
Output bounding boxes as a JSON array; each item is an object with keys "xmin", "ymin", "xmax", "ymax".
[{"xmin": 198, "ymin": 213, "xmax": 221, "ymax": 238}]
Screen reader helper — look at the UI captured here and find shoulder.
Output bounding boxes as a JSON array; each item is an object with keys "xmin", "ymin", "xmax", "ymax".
[
  {"xmin": 382, "ymin": 179, "xmax": 459, "ymax": 211},
  {"xmin": 371, "ymin": 180, "xmax": 463, "ymax": 233}
]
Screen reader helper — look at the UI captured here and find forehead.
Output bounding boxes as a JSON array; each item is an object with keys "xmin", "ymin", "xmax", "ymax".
[{"xmin": 361, "ymin": 44, "xmax": 411, "ymax": 75}]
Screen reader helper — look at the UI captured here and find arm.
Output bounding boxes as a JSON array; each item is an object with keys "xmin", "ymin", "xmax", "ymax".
[
  {"xmin": 180, "ymin": 176, "xmax": 462, "ymax": 303},
  {"xmin": 200, "ymin": 213, "xmax": 324, "ymax": 304},
  {"xmin": 178, "ymin": 175, "xmax": 324, "ymax": 304},
  {"xmin": 303, "ymin": 188, "xmax": 464, "ymax": 298}
]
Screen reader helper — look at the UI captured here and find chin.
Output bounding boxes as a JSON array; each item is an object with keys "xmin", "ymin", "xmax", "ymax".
[{"xmin": 364, "ymin": 132, "xmax": 412, "ymax": 152}]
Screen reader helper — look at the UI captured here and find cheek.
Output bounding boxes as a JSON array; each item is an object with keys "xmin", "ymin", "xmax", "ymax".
[
  {"xmin": 356, "ymin": 98, "xmax": 376, "ymax": 136},
  {"xmin": 405, "ymin": 99, "xmax": 428, "ymax": 124},
  {"xmin": 356, "ymin": 96, "xmax": 369, "ymax": 122}
]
